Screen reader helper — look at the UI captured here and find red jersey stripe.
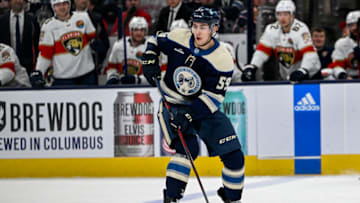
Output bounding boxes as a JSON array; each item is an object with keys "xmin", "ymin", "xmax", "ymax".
[
  {"xmin": 39, "ymin": 44, "xmax": 54, "ymax": 59},
  {"xmin": 0, "ymin": 62, "xmax": 15, "ymax": 73},
  {"xmin": 257, "ymin": 43, "xmax": 273, "ymax": 56}
]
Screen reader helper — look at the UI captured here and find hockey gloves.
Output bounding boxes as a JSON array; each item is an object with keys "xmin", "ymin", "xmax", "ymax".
[
  {"xmin": 241, "ymin": 64, "xmax": 257, "ymax": 81},
  {"xmin": 120, "ymin": 74, "xmax": 136, "ymax": 84},
  {"xmin": 106, "ymin": 73, "xmax": 120, "ymax": 85},
  {"xmin": 289, "ymin": 68, "xmax": 309, "ymax": 82},
  {"xmin": 170, "ymin": 108, "xmax": 193, "ymax": 135},
  {"xmin": 338, "ymin": 72, "xmax": 347, "ymax": 79},
  {"xmin": 30, "ymin": 70, "xmax": 45, "ymax": 88},
  {"xmin": 142, "ymin": 53, "xmax": 161, "ymax": 87}
]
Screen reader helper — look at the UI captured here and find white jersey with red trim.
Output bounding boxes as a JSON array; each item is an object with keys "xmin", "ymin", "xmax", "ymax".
[
  {"xmin": 328, "ymin": 36, "xmax": 357, "ymax": 78},
  {"xmin": 35, "ymin": 12, "xmax": 96, "ymax": 79},
  {"xmin": 0, "ymin": 43, "xmax": 30, "ymax": 87},
  {"xmin": 106, "ymin": 37, "xmax": 149, "ymax": 85},
  {"xmin": 251, "ymin": 19, "xmax": 320, "ymax": 80}
]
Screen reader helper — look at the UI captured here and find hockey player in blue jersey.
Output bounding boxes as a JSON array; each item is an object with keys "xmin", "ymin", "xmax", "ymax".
[{"xmin": 142, "ymin": 7, "xmax": 245, "ymax": 203}]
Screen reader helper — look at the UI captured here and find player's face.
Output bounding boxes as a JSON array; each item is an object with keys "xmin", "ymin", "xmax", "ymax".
[
  {"xmin": 54, "ymin": 2, "xmax": 70, "ymax": 19},
  {"xmin": 200, "ymin": 0, "xmax": 215, "ymax": 6},
  {"xmin": 126, "ymin": 0, "xmax": 140, "ymax": 9},
  {"xmin": 192, "ymin": 22, "xmax": 212, "ymax": 47},
  {"xmin": 131, "ymin": 28, "xmax": 146, "ymax": 44},
  {"xmin": 74, "ymin": 0, "xmax": 89, "ymax": 11},
  {"xmin": 348, "ymin": 23, "xmax": 358, "ymax": 36},
  {"xmin": 277, "ymin": 12, "xmax": 292, "ymax": 29},
  {"xmin": 312, "ymin": 31, "xmax": 325, "ymax": 49}
]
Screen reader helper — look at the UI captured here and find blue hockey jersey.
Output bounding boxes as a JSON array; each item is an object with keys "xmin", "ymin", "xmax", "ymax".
[{"xmin": 146, "ymin": 28, "xmax": 234, "ymax": 119}]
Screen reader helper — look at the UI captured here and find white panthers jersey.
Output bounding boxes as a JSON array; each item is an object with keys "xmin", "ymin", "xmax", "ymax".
[
  {"xmin": 328, "ymin": 36, "xmax": 358, "ymax": 77},
  {"xmin": 106, "ymin": 37, "xmax": 149, "ymax": 85},
  {"xmin": 0, "ymin": 43, "xmax": 30, "ymax": 87},
  {"xmin": 251, "ymin": 19, "xmax": 320, "ymax": 80},
  {"xmin": 35, "ymin": 12, "xmax": 96, "ymax": 79}
]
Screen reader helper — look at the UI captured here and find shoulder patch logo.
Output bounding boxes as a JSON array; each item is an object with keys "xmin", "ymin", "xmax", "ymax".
[
  {"xmin": 173, "ymin": 66, "xmax": 201, "ymax": 96},
  {"xmin": 39, "ymin": 31, "xmax": 45, "ymax": 42},
  {"xmin": 1, "ymin": 51, "xmax": 11, "ymax": 62},
  {"xmin": 76, "ymin": 20, "xmax": 84, "ymax": 29},
  {"xmin": 294, "ymin": 92, "xmax": 320, "ymax": 111},
  {"xmin": 61, "ymin": 31, "xmax": 84, "ymax": 56},
  {"xmin": 302, "ymin": 32, "xmax": 311, "ymax": 43}
]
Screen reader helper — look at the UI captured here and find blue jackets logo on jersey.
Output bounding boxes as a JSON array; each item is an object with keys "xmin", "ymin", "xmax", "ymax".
[{"xmin": 173, "ymin": 66, "xmax": 201, "ymax": 96}]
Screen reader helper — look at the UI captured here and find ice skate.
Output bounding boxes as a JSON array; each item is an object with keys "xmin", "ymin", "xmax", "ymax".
[
  {"xmin": 217, "ymin": 187, "xmax": 242, "ymax": 203},
  {"xmin": 163, "ymin": 189, "xmax": 179, "ymax": 203}
]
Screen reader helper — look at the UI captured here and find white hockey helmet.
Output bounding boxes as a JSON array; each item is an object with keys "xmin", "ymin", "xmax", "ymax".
[
  {"xmin": 346, "ymin": 11, "xmax": 360, "ymax": 25},
  {"xmin": 51, "ymin": 0, "xmax": 71, "ymax": 13},
  {"xmin": 170, "ymin": 19, "xmax": 189, "ymax": 31},
  {"xmin": 129, "ymin": 17, "xmax": 148, "ymax": 33},
  {"xmin": 275, "ymin": 0, "xmax": 296, "ymax": 15}
]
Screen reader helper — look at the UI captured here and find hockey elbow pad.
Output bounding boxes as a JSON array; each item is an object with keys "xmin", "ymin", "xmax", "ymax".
[{"xmin": 241, "ymin": 64, "xmax": 257, "ymax": 81}]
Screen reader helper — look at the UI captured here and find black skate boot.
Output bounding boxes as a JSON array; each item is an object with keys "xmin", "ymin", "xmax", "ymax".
[
  {"xmin": 163, "ymin": 189, "xmax": 179, "ymax": 203},
  {"xmin": 217, "ymin": 187, "xmax": 242, "ymax": 203}
]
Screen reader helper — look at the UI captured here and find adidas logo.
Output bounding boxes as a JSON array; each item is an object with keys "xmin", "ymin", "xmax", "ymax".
[
  {"xmin": 174, "ymin": 48, "xmax": 184, "ymax": 54},
  {"xmin": 294, "ymin": 93, "xmax": 320, "ymax": 111}
]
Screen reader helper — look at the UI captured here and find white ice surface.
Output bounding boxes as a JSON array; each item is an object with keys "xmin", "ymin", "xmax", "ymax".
[{"xmin": 0, "ymin": 175, "xmax": 359, "ymax": 203}]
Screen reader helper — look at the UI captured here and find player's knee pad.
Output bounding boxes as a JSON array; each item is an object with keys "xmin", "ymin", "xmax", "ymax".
[
  {"xmin": 173, "ymin": 135, "xmax": 199, "ymax": 160},
  {"xmin": 166, "ymin": 154, "xmax": 192, "ymax": 184},
  {"xmin": 220, "ymin": 150, "xmax": 245, "ymax": 201}
]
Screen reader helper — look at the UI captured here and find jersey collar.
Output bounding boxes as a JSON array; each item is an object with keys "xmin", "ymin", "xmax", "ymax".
[{"xmin": 189, "ymin": 35, "xmax": 219, "ymax": 56}]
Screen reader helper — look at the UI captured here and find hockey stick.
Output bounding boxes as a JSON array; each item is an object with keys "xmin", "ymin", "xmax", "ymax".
[
  {"xmin": 154, "ymin": 78, "xmax": 209, "ymax": 203},
  {"xmin": 235, "ymin": 44, "xmax": 243, "ymax": 72},
  {"xmin": 120, "ymin": 6, "xmax": 137, "ymax": 76}
]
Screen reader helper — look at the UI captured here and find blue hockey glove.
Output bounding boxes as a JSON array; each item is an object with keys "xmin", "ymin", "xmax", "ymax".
[
  {"xmin": 106, "ymin": 73, "xmax": 120, "ymax": 85},
  {"xmin": 120, "ymin": 74, "xmax": 136, "ymax": 84},
  {"xmin": 142, "ymin": 53, "xmax": 161, "ymax": 87},
  {"xmin": 241, "ymin": 64, "xmax": 257, "ymax": 81},
  {"xmin": 30, "ymin": 70, "xmax": 45, "ymax": 88},
  {"xmin": 289, "ymin": 68, "xmax": 309, "ymax": 82},
  {"xmin": 170, "ymin": 108, "xmax": 193, "ymax": 134}
]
